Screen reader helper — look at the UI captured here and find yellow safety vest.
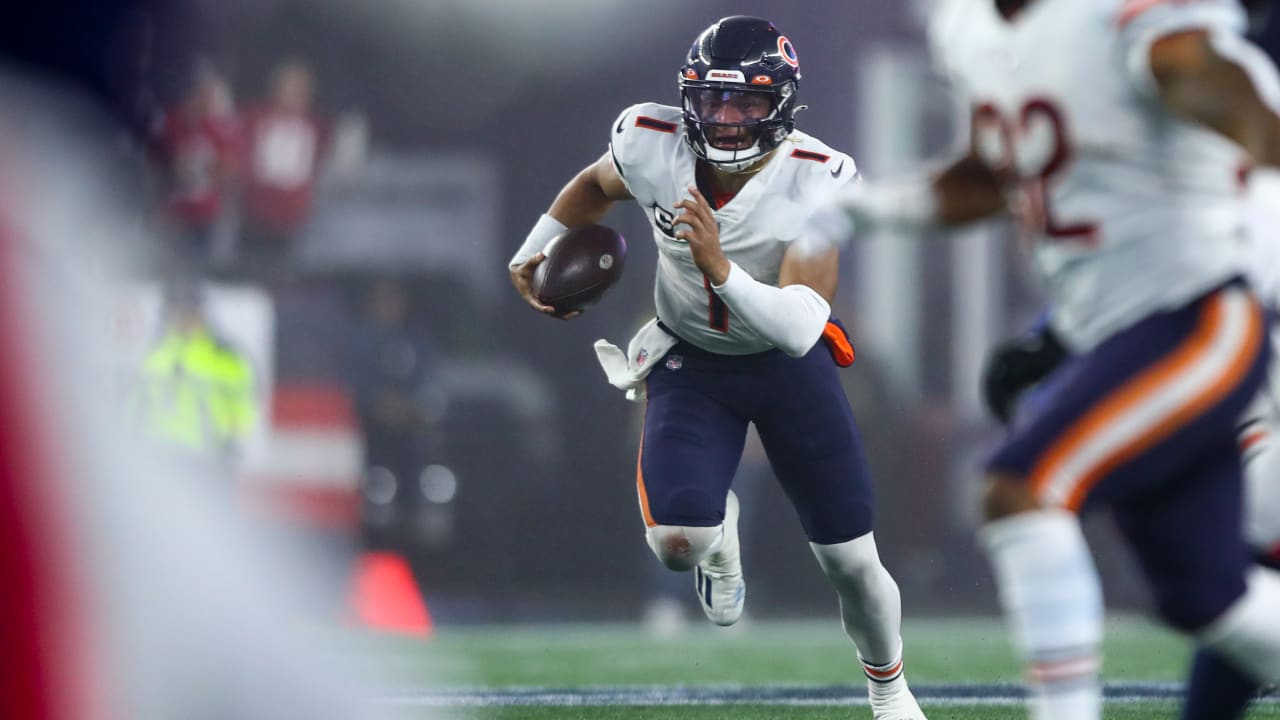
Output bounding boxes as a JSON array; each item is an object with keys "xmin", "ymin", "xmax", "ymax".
[{"xmin": 133, "ymin": 327, "xmax": 257, "ymax": 454}]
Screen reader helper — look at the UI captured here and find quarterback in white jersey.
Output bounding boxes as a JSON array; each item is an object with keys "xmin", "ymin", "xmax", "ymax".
[
  {"xmin": 609, "ymin": 101, "xmax": 855, "ymax": 356},
  {"xmin": 510, "ymin": 16, "xmax": 926, "ymax": 720},
  {"xmin": 808, "ymin": 1, "xmax": 1280, "ymax": 719}
]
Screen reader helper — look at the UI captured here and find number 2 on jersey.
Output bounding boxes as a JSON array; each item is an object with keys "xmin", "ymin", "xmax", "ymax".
[
  {"xmin": 703, "ymin": 274, "xmax": 729, "ymax": 332},
  {"xmin": 974, "ymin": 99, "xmax": 1097, "ymax": 245}
]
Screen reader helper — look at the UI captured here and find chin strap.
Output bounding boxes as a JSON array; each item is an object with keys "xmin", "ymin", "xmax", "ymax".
[{"xmin": 703, "ymin": 142, "xmax": 767, "ymax": 172}]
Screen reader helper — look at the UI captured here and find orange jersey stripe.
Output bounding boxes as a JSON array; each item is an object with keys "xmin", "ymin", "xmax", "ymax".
[
  {"xmin": 636, "ymin": 428, "xmax": 657, "ymax": 528},
  {"xmin": 1030, "ymin": 292, "xmax": 1263, "ymax": 511},
  {"xmin": 1029, "ymin": 294, "xmax": 1225, "ymax": 503}
]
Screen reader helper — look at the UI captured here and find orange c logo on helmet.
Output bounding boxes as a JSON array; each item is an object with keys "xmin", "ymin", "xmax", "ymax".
[
  {"xmin": 777, "ymin": 36, "xmax": 799, "ymax": 68},
  {"xmin": 684, "ymin": 68, "xmax": 698, "ymax": 80}
]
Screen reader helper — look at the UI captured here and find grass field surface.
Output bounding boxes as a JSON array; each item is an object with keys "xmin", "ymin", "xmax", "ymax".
[{"xmin": 356, "ymin": 615, "xmax": 1279, "ymax": 719}]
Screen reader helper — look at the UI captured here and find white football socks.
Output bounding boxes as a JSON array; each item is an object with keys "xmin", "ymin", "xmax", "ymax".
[
  {"xmin": 980, "ymin": 510, "xmax": 1103, "ymax": 720},
  {"xmin": 810, "ymin": 532, "xmax": 903, "ymax": 665},
  {"xmin": 1199, "ymin": 566, "xmax": 1280, "ymax": 684}
]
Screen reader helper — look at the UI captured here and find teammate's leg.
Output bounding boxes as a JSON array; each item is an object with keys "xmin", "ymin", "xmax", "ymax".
[
  {"xmin": 980, "ymin": 285, "xmax": 1268, "ymax": 719},
  {"xmin": 1181, "ymin": 407, "xmax": 1280, "ymax": 720},
  {"xmin": 979, "ymin": 479, "xmax": 1104, "ymax": 720},
  {"xmin": 1181, "ymin": 650, "xmax": 1263, "ymax": 720},
  {"xmin": 1115, "ymin": 452, "xmax": 1280, "ymax": 691},
  {"xmin": 756, "ymin": 344, "xmax": 924, "ymax": 719}
]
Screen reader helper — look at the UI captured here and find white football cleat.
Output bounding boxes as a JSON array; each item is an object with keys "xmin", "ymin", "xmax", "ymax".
[
  {"xmin": 694, "ymin": 490, "xmax": 745, "ymax": 627},
  {"xmin": 867, "ymin": 673, "xmax": 927, "ymax": 720}
]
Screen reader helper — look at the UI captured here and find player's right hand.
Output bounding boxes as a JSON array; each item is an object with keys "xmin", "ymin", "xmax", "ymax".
[
  {"xmin": 510, "ymin": 253, "xmax": 558, "ymax": 316},
  {"xmin": 509, "ymin": 253, "xmax": 582, "ymax": 320}
]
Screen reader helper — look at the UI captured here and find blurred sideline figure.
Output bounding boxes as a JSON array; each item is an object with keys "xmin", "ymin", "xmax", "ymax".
[
  {"xmin": 129, "ymin": 279, "xmax": 258, "ymax": 474},
  {"xmin": 240, "ymin": 59, "xmax": 329, "ymax": 279},
  {"xmin": 509, "ymin": 16, "xmax": 927, "ymax": 719},
  {"xmin": 0, "ymin": 2, "xmax": 408, "ymax": 717},
  {"xmin": 808, "ymin": 0, "xmax": 1280, "ymax": 718},
  {"xmin": 145, "ymin": 62, "xmax": 240, "ymax": 269},
  {"xmin": 346, "ymin": 277, "xmax": 443, "ymax": 547}
]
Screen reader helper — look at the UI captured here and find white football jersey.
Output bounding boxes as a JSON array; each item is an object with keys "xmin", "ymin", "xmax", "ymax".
[
  {"xmin": 931, "ymin": 0, "xmax": 1254, "ymax": 351},
  {"xmin": 609, "ymin": 102, "xmax": 856, "ymax": 355}
]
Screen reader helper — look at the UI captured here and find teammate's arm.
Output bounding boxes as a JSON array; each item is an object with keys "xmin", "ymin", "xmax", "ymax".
[
  {"xmin": 510, "ymin": 151, "xmax": 633, "ymax": 315},
  {"xmin": 802, "ymin": 116, "xmax": 1008, "ymax": 254},
  {"xmin": 1149, "ymin": 30, "xmax": 1280, "ymax": 166},
  {"xmin": 933, "ymin": 150, "xmax": 1010, "ymax": 224}
]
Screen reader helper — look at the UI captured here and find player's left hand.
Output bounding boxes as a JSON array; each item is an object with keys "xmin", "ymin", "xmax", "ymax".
[
  {"xmin": 674, "ymin": 186, "xmax": 730, "ymax": 284},
  {"xmin": 981, "ymin": 327, "xmax": 1068, "ymax": 425}
]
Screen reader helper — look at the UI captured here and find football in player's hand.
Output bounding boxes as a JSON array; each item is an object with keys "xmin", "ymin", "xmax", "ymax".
[{"xmin": 532, "ymin": 224, "xmax": 627, "ymax": 315}]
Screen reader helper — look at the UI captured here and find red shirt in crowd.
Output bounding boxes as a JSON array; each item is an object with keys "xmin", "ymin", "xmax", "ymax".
[
  {"xmin": 241, "ymin": 105, "xmax": 329, "ymax": 236},
  {"xmin": 150, "ymin": 108, "xmax": 240, "ymax": 229}
]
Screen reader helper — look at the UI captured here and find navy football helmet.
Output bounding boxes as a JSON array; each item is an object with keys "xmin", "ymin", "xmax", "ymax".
[{"xmin": 678, "ymin": 16, "xmax": 802, "ymax": 172}]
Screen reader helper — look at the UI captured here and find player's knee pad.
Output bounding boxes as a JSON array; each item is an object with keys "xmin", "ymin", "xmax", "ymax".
[
  {"xmin": 1199, "ymin": 567, "xmax": 1280, "ymax": 684},
  {"xmin": 645, "ymin": 523, "xmax": 722, "ymax": 572}
]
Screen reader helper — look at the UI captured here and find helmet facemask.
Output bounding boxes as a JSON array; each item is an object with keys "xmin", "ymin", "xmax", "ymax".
[{"xmin": 680, "ymin": 82, "xmax": 796, "ymax": 172}]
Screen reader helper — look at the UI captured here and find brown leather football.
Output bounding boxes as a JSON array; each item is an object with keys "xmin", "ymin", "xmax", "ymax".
[{"xmin": 532, "ymin": 224, "xmax": 627, "ymax": 314}]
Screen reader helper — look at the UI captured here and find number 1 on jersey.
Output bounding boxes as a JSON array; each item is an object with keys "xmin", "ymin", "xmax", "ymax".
[{"xmin": 703, "ymin": 274, "xmax": 729, "ymax": 332}]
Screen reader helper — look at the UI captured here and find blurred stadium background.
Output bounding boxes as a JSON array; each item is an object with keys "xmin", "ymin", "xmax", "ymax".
[{"xmin": 3, "ymin": 0, "xmax": 1280, "ymax": 718}]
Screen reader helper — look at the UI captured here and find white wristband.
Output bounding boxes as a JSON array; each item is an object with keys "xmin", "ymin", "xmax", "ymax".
[
  {"xmin": 844, "ymin": 178, "xmax": 938, "ymax": 231},
  {"xmin": 713, "ymin": 261, "xmax": 830, "ymax": 358},
  {"xmin": 509, "ymin": 213, "xmax": 568, "ymax": 270}
]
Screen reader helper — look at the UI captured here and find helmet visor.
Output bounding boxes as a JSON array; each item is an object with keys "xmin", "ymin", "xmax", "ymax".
[
  {"xmin": 684, "ymin": 87, "xmax": 776, "ymax": 150},
  {"xmin": 685, "ymin": 87, "xmax": 775, "ymax": 123}
]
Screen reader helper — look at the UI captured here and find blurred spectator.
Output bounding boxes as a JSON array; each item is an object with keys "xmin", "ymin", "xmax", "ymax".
[
  {"xmin": 346, "ymin": 277, "xmax": 444, "ymax": 544},
  {"xmin": 147, "ymin": 63, "xmax": 240, "ymax": 268},
  {"xmin": 129, "ymin": 278, "xmax": 259, "ymax": 473},
  {"xmin": 240, "ymin": 59, "xmax": 330, "ymax": 277}
]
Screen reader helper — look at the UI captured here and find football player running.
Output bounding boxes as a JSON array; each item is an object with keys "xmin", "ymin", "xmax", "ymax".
[
  {"xmin": 806, "ymin": 0, "xmax": 1280, "ymax": 719},
  {"xmin": 509, "ymin": 16, "xmax": 927, "ymax": 719}
]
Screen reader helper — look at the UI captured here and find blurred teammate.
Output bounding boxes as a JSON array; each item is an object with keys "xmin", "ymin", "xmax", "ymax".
[
  {"xmin": 808, "ymin": 0, "xmax": 1280, "ymax": 718},
  {"xmin": 509, "ymin": 16, "xmax": 926, "ymax": 719}
]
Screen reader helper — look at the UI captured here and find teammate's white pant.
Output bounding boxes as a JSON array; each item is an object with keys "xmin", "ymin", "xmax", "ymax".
[{"xmin": 1239, "ymin": 338, "xmax": 1280, "ymax": 555}]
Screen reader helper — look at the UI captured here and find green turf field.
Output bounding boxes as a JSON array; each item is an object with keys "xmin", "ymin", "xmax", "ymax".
[{"xmin": 359, "ymin": 615, "xmax": 1280, "ymax": 719}]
